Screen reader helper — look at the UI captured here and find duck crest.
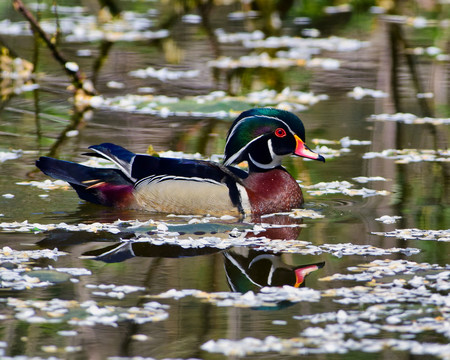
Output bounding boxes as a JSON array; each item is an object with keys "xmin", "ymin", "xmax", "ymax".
[{"xmin": 243, "ymin": 168, "xmax": 303, "ymax": 216}]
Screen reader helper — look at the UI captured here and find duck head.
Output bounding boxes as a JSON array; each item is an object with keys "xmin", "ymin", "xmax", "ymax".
[{"xmin": 223, "ymin": 108, "xmax": 325, "ymax": 171}]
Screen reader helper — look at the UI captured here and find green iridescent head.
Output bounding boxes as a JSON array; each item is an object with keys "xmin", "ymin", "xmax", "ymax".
[{"xmin": 223, "ymin": 108, "xmax": 323, "ymax": 170}]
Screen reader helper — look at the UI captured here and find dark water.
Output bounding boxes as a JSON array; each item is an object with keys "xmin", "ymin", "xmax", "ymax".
[{"xmin": 0, "ymin": 1, "xmax": 449, "ymax": 359}]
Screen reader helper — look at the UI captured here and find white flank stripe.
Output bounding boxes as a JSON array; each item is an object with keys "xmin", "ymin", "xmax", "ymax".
[{"xmin": 237, "ymin": 183, "xmax": 251, "ymax": 214}]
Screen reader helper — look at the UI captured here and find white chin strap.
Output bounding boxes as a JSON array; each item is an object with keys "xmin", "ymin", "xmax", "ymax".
[{"xmin": 248, "ymin": 139, "xmax": 283, "ymax": 169}]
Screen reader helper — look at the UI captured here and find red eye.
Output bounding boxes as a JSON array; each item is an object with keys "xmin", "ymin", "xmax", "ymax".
[{"xmin": 275, "ymin": 128, "xmax": 286, "ymax": 138}]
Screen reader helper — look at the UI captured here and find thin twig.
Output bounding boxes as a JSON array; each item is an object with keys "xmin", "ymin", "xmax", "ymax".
[{"xmin": 12, "ymin": 0, "xmax": 93, "ymax": 94}]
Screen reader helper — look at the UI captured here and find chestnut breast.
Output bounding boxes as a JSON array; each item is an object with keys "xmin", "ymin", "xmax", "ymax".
[{"xmin": 243, "ymin": 168, "xmax": 303, "ymax": 216}]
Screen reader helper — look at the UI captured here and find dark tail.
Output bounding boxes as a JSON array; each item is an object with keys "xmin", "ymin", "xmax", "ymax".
[{"xmin": 36, "ymin": 157, "xmax": 134, "ymax": 207}]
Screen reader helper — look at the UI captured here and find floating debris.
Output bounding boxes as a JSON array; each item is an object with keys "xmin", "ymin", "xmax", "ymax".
[
  {"xmin": 339, "ymin": 137, "xmax": 372, "ymax": 147},
  {"xmin": 87, "ymin": 88, "xmax": 328, "ymax": 118},
  {"xmin": 352, "ymin": 176, "xmax": 387, "ymax": 183},
  {"xmin": 1, "ymin": 246, "xmax": 66, "ymax": 263},
  {"xmin": 0, "ymin": 218, "xmax": 419, "ymax": 257},
  {"xmin": 310, "ymin": 137, "xmax": 371, "ymax": 152},
  {"xmin": 65, "ymin": 62, "xmax": 79, "ymax": 72},
  {"xmin": 152, "ymin": 286, "xmax": 321, "ymax": 308},
  {"xmin": 28, "ymin": 3, "xmax": 86, "ymax": 14},
  {"xmin": 369, "ymin": 113, "xmax": 450, "ymax": 125},
  {"xmin": 129, "ymin": 66, "xmax": 200, "ymax": 81},
  {"xmin": 381, "ymin": 14, "xmax": 445, "ymax": 29},
  {"xmin": 202, "ymin": 279, "xmax": 450, "ymax": 357},
  {"xmin": 347, "ymin": 86, "xmax": 388, "ymax": 100},
  {"xmin": 313, "ymin": 243, "xmax": 419, "ymax": 258},
  {"xmin": 303, "ymin": 181, "xmax": 390, "ymax": 197},
  {"xmin": 0, "ymin": 220, "xmax": 125, "ymax": 234},
  {"xmin": 243, "ymin": 35, "xmax": 369, "ymax": 52},
  {"xmin": 0, "ymin": 150, "xmax": 22, "ymax": 163},
  {"xmin": 227, "ymin": 10, "xmax": 259, "ymax": 20},
  {"xmin": 320, "ymin": 259, "xmax": 446, "ymax": 282},
  {"xmin": 375, "ymin": 215, "xmax": 402, "ymax": 224},
  {"xmin": 287, "ymin": 209, "xmax": 325, "ymax": 219},
  {"xmin": 106, "ymin": 81, "xmax": 125, "ymax": 89},
  {"xmin": 0, "ymin": 247, "xmax": 95, "ymax": 291},
  {"xmin": 16, "ymin": 179, "xmax": 70, "ymax": 190},
  {"xmin": 86, "ymin": 283, "xmax": 146, "ymax": 299},
  {"xmin": 131, "ymin": 334, "xmax": 149, "ymax": 342},
  {"xmin": 297, "ymin": 137, "xmax": 372, "ymax": 160},
  {"xmin": 372, "ymin": 228, "xmax": 450, "ymax": 242},
  {"xmin": 293, "ymin": 17, "xmax": 312, "ymax": 25},
  {"xmin": 5, "ymin": 298, "xmax": 169, "ymax": 327},
  {"xmin": 301, "ymin": 28, "xmax": 321, "ymax": 38},
  {"xmin": 412, "ymin": 46, "xmax": 444, "ymax": 58},
  {"xmin": 363, "ymin": 149, "xmax": 449, "ymax": 163},
  {"xmin": 208, "ymin": 53, "xmax": 305, "ymax": 69},
  {"xmin": 209, "ymin": 53, "xmax": 341, "ymax": 70},
  {"xmin": 306, "ymin": 57, "xmax": 340, "ymax": 70},
  {"xmin": 125, "ymin": 233, "xmax": 418, "ymax": 257},
  {"xmin": 309, "ymin": 145, "xmax": 348, "ymax": 159},
  {"xmin": 215, "ymin": 28, "xmax": 265, "ymax": 43},
  {"xmin": 201, "ymin": 335, "xmax": 450, "ymax": 358},
  {"xmin": 181, "ymin": 14, "xmax": 202, "ymax": 24},
  {"xmin": 0, "ymin": 15, "xmax": 169, "ymax": 43},
  {"xmin": 416, "ymin": 92, "xmax": 434, "ymax": 98},
  {"xmin": 0, "ymin": 47, "xmax": 37, "ymax": 96}
]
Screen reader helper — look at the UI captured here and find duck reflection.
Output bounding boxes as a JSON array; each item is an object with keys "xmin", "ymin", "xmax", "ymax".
[
  {"xmin": 82, "ymin": 241, "xmax": 222, "ymax": 263},
  {"xmin": 224, "ymin": 248, "xmax": 324, "ymax": 292},
  {"xmin": 37, "ymin": 214, "xmax": 325, "ymax": 301}
]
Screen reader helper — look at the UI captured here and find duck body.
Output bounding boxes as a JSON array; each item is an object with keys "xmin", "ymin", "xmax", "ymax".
[{"xmin": 36, "ymin": 108, "xmax": 324, "ymax": 217}]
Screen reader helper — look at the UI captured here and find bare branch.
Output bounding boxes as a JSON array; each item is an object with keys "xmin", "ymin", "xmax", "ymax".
[{"xmin": 12, "ymin": 0, "xmax": 95, "ymax": 94}]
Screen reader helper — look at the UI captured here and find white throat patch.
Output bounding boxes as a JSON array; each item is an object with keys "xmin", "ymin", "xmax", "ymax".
[{"xmin": 248, "ymin": 139, "xmax": 283, "ymax": 169}]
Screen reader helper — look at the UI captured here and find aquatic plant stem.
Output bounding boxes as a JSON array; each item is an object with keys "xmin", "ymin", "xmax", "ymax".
[{"xmin": 12, "ymin": 0, "xmax": 94, "ymax": 94}]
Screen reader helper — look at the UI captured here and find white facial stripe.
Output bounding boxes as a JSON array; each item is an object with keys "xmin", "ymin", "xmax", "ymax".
[
  {"xmin": 267, "ymin": 139, "xmax": 276, "ymax": 159},
  {"xmin": 224, "ymin": 133, "xmax": 265, "ymax": 166},
  {"xmin": 267, "ymin": 265, "xmax": 275, "ymax": 286},
  {"xmin": 226, "ymin": 115, "xmax": 286, "ymax": 144},
  {"xmin": 224, "ymin": 253, "xmax": 261, "ymax": 288},
  {"xmin": 225, "ymin": 115, "xmax": 257, "ymax": 147},
  {"xmin": 248, "ymin": 152, "xmax": 283, "ymax": 169},
  {"xmin": 247, "ymin": 138, "xmax": 284, "ymax": 169},
  {"xmin": 225, "ymin": 113, "xmax": 304, "ymax": 167},
  {"xmin": 225, "ymin": 114, "xmax": 299, "ymax": 151}
]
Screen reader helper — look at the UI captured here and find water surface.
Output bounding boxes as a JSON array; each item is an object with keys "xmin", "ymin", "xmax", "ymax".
[{"xmin": 0, "ymin": 1, "xmax": 449, "ymax": 359}]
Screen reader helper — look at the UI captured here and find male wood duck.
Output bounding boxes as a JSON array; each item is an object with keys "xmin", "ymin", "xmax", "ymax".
[{"xmin": 36, "ymin": 108, "xmax": 324, "ymax": 217}]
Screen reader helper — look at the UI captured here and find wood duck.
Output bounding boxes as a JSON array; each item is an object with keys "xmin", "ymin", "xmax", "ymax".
[{"xmin": 36, "ymin": 108, "xmax": 324, "ymax": 217}]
